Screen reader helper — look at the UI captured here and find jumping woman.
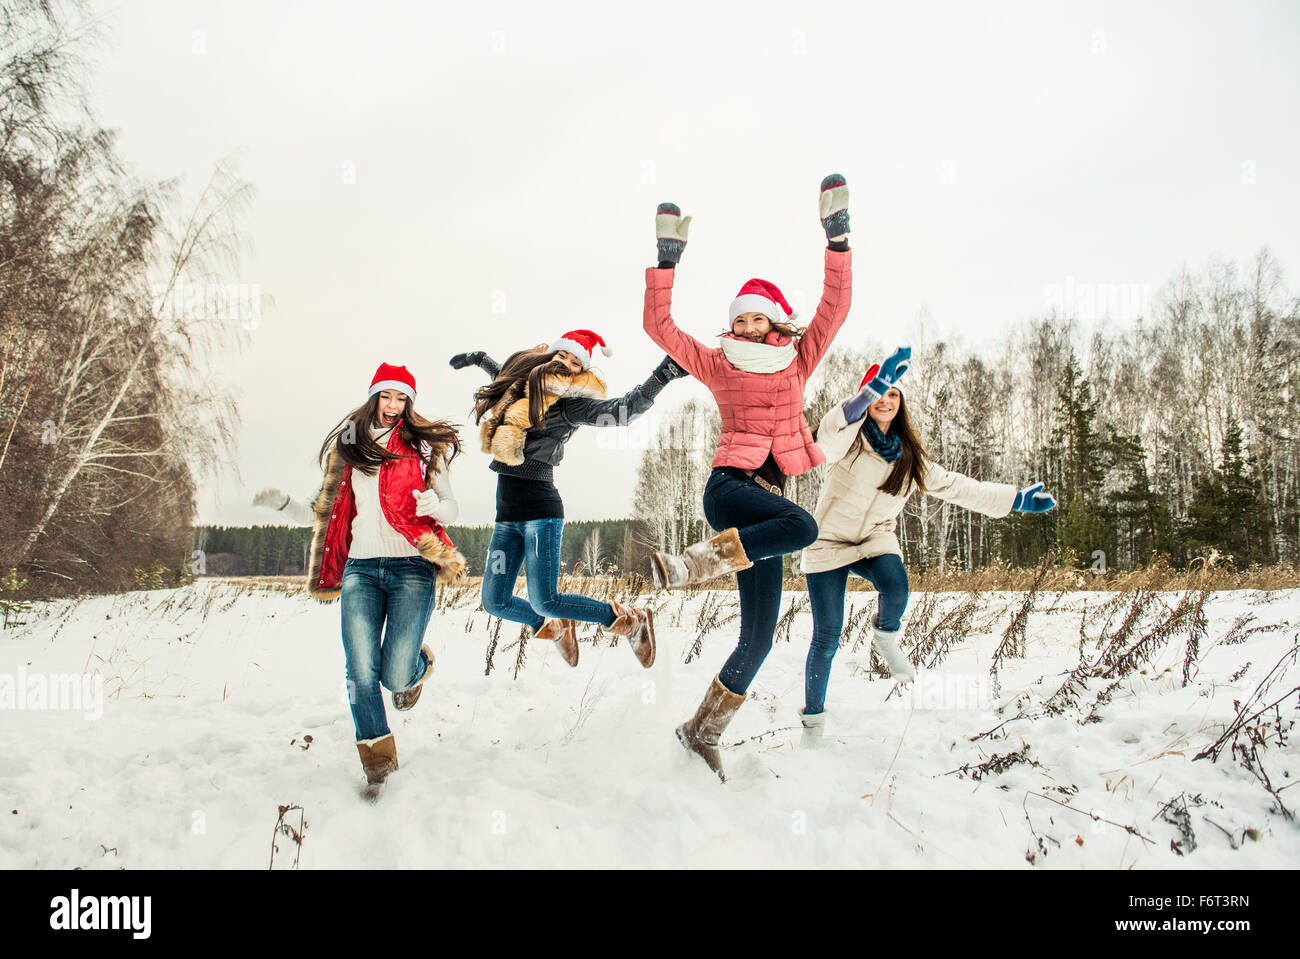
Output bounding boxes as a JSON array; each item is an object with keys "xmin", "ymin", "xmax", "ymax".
[
  {"xmin": 642, "ymin": 174, "xmax": 853, "ymax": 779},
  {"xmin": 253, "ymin": 362, "xmax": 466, "ymax": 797},
  {"xmin": 799, "ymin": 350, "xmax": 1057, "ymax": 735},
  {"xmin": 449, "ymin": 330, "xmax": 687, "ymax": 669}
]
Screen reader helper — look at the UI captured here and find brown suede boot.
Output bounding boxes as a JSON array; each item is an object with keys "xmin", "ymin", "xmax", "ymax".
[
  {"xmin": 357, "ymin": 733, "xmax": 398, "ymax": 790},
  {"xmin": 536, "ymin": 618, "xmax": 579, "ymax": 667},
  {"xmin": 651, "ymin": 527, "xmax": 753, "ymax": 589},
  {"xmin": 392, "ymin": 644, "xmax": 434, "ymax": 711},
  {"xmin": 608, "ymin": 600, "xmax": 656, "ymax": 668},
  {"xmin": 675, "ymin": 675, "xmax": 746, "ymax": 781}
]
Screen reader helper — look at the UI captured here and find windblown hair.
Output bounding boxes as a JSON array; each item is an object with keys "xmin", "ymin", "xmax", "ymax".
[
  {"xmin": 847, "ymin": 391, "xmax": 929, "ymax": 497},
  {"xmin": 318, "ymin": 393, "xmax": 462, "ymax": 477},
  {"xmin": 472, "ymin": 345, "xmax": 572, "ymax": 429}
]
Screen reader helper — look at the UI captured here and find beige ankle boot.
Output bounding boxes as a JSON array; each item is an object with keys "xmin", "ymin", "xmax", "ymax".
[
  {"xmin": 357, "ymin": 733, "xmax": 398, "ymax": 787},
  {"xmin": 650, "ymin": 528, "xmax": 753, "ymax": 589},
  {"xmin": 675, "ymin": 675, "xmax": 746, "ymax": 780},
  {"xmin": 536, "ymin": 618, "xmax": 579, "ymax": 667},
  {"xmin": 608, "ymin": 600, "xmax": 656, "ymax": 668}
]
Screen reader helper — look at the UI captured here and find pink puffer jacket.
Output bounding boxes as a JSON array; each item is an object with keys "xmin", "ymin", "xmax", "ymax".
[{"xmin": 643, "ymin": 248, "xmax": 852, "ymax": 476}]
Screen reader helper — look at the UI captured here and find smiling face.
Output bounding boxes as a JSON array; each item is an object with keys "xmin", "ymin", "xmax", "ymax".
[
  {"xmin": 732, "ymin": 311, "xmax": 773, "ymax": 343},
  {"xmin": 868, "ymin": 387, "xmax": 902, "ymax": 430},
  {"xmin": 375, "ymin": 389, "xmax": 407, "ymax": 428},
  {"xmin": 553, "ymin": 350, "xmax": 584, "ymax": 374}
]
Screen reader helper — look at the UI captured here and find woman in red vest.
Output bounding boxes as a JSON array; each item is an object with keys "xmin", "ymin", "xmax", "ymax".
[
  {"xmin": 642, "ymin": 174, "xmax": 853, "ymax": 779},
  {"xmin": 254, "ymin": 362, "xmax": 465, "ymax": 797}
]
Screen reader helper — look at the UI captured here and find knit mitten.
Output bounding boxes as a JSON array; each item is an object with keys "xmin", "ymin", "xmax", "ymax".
[
  {"xmin": 818, "ymin": 173, "xmax": 850, "ymax": 241},
  {"xmin": 655, "ymin": 202, "xmax": 691, "ymax": 265},
  {"xmin": 1012, "ymin": 482, "xmax": 1057, "ymax": 514},
  {"xmin": 854, "ymin": 346, "xmax": 912, "ymax": 408},
  {"xmin": 252, "ymin": 487, "xmax": 289, "ymax": 509}
]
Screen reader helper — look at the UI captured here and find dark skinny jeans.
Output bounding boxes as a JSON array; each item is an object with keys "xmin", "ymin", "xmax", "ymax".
[
  {"xmin": 803, "ymin": 553, "xmax": 910, "ymax": 714},
  {"xmin": 701, "ymin": 467, "xmax": 819, "ymax": 695}
]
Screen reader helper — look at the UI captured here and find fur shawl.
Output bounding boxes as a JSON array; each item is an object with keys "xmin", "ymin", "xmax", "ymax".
[{"xmin": 479, "ymin": 368, "xmax": 607, "ymax": 466}]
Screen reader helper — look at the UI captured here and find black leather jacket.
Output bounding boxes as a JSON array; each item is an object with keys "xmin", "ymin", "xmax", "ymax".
[{"xmin": 472, "ymin": 354, "xmax": 669, "ymax": 482}]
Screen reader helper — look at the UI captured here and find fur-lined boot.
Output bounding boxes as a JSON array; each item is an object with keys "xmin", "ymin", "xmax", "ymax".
[
  {"xmin": 357, "ymin": 733, "xmax": 398, "ymax": 790},
  {"xmin": 650, "ymin": 527, "xmax": 753, "ymax": 589},
  {"xmin": 675, "ymin": 675, "xmax": 746, "ymax": 780},
  {"xmin": 392, "ymin": 644, "xmax": 434, "ymax": 711},
  {"xmin": 536, "ymin": 618, "xmax": 579, "ymax": 667},
  {"xmin": 608, "ymin": 600, "xmax": 656, "ymax": 668}
]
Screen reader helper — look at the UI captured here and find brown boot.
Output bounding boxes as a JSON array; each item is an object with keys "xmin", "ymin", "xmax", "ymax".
[
  {"xmin": 608, "ymin": 601, "xmax": 656, "ymax": 668},
  {"xmin": 536, "ymin": 618, "xmax": 579, "ymax": 667},
  {"xmin": 675, "ymin": 675, "xmax": 746, "ymax": 780},
  {"xmin": 392, "ymin": 644, "xmax": 434, "ymax": 711},
  {"xmin": 651, "ymin": 528, "xmax": 753, "ymax": 589},
  {"xmin": 357, "ymin": 733, "xmax": 398, "ymax": 787}
]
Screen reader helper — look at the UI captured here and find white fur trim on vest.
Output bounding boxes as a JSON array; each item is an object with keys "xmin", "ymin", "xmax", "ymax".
[
  {"xmin": 729, "ymin": 293, "xmax": 794, "ymax": 326},
  {"xmin": 719, "ymin": 336, "xmax": 797, "ymax": 373},
  {"xmin": 368, "ymin": 380, "xmax": 415, "ymax": 400}
]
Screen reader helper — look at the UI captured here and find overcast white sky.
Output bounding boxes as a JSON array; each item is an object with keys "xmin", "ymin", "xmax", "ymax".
[{"xmin": 83, "ymin": 0, "xmax": 1300, "ymax": 526}]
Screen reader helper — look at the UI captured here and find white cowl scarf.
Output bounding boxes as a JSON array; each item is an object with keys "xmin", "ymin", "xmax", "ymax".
[{"xmin": 718, "ymin": 334, "xmax": 797, "ymax": 373}]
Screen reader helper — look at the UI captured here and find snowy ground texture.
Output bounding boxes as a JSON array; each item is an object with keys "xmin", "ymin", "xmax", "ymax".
[{"xmin": 1, "ymin": 578, "xmax": 1297, "ymax": 869}]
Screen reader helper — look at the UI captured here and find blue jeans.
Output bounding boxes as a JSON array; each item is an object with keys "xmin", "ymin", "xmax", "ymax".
[
  {"xmin": 480, "ymin": 518, "xmax": 616, "ymax": 630},
  {"xmin": 339, "ymin": 556, "xmax": 438, "ymax": 741},
  {"xmin": 702, "ymin": 468, "xmax": 820, "ymax": 695},
  {"xmin": 804, "ymin": 553, "xmax": 910, "ymax": 714}
]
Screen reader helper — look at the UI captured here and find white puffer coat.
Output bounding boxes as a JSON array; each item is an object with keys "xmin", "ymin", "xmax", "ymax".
[{"xmin": 800, "ymin": 400, "xmax": 1018, "ymax": 574}]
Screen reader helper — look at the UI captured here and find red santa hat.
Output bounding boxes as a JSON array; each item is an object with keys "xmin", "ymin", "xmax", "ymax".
[
  {"xmin": 729, "ymin": 278, "xmax": 796, "ymax": 327},
  {"xmin": 549, "ymin": 329, "xmax": 613, "ymax": 370},
  {"xmin": 368, "ymin": 362, "xmax": 417, "ymax": 401}
]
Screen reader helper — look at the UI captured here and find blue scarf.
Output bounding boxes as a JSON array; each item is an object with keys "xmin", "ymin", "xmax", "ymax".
[{"xmin": 862, "ymin": 417, "xmax": 902, "ymax": 463}]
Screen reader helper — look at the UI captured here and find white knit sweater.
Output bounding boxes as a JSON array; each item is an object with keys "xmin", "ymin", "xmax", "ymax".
[{"xmin": 279, "ymin": 424, "xmax": 458, "ymax": 558}]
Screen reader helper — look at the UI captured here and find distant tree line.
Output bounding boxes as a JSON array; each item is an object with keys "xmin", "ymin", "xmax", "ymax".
[{"xmin": 195, "ymin": 519, "xmax": 653, "ymax": 579}]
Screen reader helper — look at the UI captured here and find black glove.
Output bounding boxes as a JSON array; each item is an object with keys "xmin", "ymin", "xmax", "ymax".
[
  {"xmin": 449, "ymin": 351, "xmax": 485, "ymax": 370},
  {"xmin": 653, "ymin": 354, "xmax": 689, "ymax": 384}
]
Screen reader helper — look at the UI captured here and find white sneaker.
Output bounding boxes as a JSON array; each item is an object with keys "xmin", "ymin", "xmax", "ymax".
[{"xmin": 872, "ymin": 626, "xmax": 916, "ymax": 681}]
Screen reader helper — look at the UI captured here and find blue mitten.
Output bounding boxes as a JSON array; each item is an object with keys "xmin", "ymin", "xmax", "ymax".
[
  {"xmin": 859, "ymin": 346, "xmax": 912, "ymax": 399},
  {"xmin": 1012, "ymin": 482, "xmax": 1057, "ymax": 514}
]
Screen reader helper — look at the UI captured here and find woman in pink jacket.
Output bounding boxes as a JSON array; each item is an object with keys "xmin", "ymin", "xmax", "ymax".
[{"xmin": 642, "ymin": 174, "xmax": 853, "ymax": 779}]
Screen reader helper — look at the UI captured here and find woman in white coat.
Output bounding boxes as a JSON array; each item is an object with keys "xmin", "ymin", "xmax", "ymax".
[{"xmin": 799, "ymin": 348, "xmax": 1056, "ymax": 729}]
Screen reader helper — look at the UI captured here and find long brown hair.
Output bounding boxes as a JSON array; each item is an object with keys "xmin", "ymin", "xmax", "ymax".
[
  {"xmin": 319, "ymin": 393, "xmax": 461, "ymax": 477},
  {"xmin": 847, "ymin": 392, "xmax": 929, "ymax": 497},
  {"xmin": 472, "ymin": 345, "xmax": 572, "ymax": 429}
]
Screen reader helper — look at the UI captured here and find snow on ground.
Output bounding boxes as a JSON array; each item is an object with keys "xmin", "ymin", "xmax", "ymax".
[{"xmin": 0, "ymin": 579, "xmax": 1296, "ymax": 868}]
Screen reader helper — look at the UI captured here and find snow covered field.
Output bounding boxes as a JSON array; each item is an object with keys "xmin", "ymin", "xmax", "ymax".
[{"xmin": 1, "ymin": 579, "xmax": 1296, "ymax": 869}]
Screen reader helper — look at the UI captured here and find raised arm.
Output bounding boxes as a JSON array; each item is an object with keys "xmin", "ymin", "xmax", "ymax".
[
  {"xmin": 797, "ymin": 174, "xmax": 854, "ymax": 379},
  {"xmin": 814, "ymin": 398, "xmax": 864, "ymax": 466},
  {"xmin": 450, "ymin": 351, "xmax": 501, "ymax": 379},
  {"xmin": 558, "ymin": 356, "xmax": 688, "ymax": 427},
  {"xmin": 643, "ymin": 202, "xmax": 720, "ymax": 382}
]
